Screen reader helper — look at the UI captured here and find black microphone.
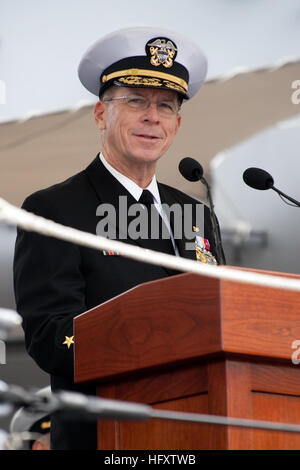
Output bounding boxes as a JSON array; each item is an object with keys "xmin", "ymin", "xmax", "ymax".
[
  {"xmin": 243, "ymin": 167, "xmax": 274, "ymax": 190},
  {"xmin": 178, "ymin": 157, "xmax": 204, "ymax": 182},
  {"xmin": 179, "ymin": 157, "xmax": 226, "ymax": 265},
  {"xmin": 243, "ymin": 167, "xmax": 300, "ymax": 207}
]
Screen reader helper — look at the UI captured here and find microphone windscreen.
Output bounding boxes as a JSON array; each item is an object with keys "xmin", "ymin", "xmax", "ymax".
[
  {"xmin": 179, "ymin": 157, "xmax": 204, "ymax": 182},
  {"xmin": 243, "ymin": 167, "xmax": 274, "ymax": 190}
]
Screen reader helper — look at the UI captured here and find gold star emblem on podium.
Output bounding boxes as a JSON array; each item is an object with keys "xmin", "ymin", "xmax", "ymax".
[{"xmin": 62, "ymin": 336, "xmax": 74, "ymax": 349}]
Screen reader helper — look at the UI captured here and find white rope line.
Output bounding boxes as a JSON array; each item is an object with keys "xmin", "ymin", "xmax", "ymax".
[{"xmin": 1, "ymin": 196, "xmax": 300, "ymax": 293}]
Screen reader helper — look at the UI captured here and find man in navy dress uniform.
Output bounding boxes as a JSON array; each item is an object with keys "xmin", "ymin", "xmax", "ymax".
[{"xmin": 14, "ymin": 27, "xmax": 221, "ymax": 449}]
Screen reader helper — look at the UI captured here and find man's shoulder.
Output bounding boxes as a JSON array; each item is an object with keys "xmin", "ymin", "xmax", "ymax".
[{"xmin": 22, "ymin": 166, "xmax": 92, "ymax": 215}]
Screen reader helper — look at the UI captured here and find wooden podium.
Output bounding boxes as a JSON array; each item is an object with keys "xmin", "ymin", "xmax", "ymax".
[{"xmin": 74, "ymin": 269, "xmax": 300, "ymax": 450}]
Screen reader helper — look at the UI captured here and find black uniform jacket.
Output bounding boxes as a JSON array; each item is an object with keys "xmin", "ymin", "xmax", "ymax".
[{"xmin": 13, "ymin": 155, "xmax": 218, "ymax": 449}]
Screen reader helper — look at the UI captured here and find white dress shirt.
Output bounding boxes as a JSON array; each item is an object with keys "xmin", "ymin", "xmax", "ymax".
[{"xmin": 99, "ymin": 153, "xmax": 178, "ymax": 254}]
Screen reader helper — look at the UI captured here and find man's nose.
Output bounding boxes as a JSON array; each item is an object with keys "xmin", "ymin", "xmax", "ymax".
[{"xmin": 142, "ymin": 102, "xmax": 160, "ymax": 122}]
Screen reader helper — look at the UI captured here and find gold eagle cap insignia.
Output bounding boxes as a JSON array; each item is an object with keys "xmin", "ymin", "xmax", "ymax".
[{"xmin": 146, "ymin": 38, "xmax": 177, "ymax": 68}]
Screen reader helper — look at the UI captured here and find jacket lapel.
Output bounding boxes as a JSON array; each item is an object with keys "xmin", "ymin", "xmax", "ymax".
[
  {"xmin": 158, "ymin": 184, "xmax": 197, "ymax": 262},
  {"xmin": 84, "ymin": 156, "xmax": 177, "ymax": 247},
  {"xmin": 84, "ymin": 156, "xmax": 197, "ymax": 274},
  {"xmin": 85, "ymin": 155, "xmax": 139, "ymax": 242}
]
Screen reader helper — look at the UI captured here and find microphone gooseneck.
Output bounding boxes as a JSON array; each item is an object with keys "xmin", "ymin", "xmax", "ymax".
[{"xmin": 179, "ymin": 157, "xmax": 226, "ymax": 265}]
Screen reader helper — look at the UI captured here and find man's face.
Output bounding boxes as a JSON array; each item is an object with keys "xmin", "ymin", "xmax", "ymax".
[{"xmin": 94, "ymin": 86, "xmax": 181, "ymax": 169}]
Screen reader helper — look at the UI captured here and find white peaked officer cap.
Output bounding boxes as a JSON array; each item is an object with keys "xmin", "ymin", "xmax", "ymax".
[
  {"xmin": 78, "ymin": 27, "xmax": 208, "ymax": 100},
  {"xmin": 9, "ymin": 386, "xmax": 51, "ymax": 437}
]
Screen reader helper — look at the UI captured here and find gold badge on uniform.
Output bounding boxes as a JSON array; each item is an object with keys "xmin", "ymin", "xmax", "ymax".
[
  {"xmin": 193, "ymin": 227, "xmax": 217, "ymax": 265},
  {"xmin": 146, "ymin": 37, "xmax": 177, "ymax": 68},
  {"xmin": 62, "ymin": 336, "xmax": 74, "ymax": 349}
]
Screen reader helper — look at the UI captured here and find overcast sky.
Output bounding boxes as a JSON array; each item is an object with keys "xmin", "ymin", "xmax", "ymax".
[{"xmin": 1, "ymin": 0, "xmax": 300, "ymax": 122}]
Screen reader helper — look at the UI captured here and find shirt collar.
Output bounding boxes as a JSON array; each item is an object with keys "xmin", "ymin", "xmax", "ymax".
[{"xmin": 99, "ymin": 153, "xmax": 161, "ymax": 204}]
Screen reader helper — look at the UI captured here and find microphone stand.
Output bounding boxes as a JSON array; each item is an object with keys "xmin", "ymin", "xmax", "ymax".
[{"xmin": 200, "ymin": 176, "xmax": 226, "ymax": 265}]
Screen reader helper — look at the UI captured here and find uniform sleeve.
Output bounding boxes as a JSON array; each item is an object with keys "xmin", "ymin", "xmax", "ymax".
[{"xmin": 13, "ymin": 193, "xmax": 87, "ymax": 379}]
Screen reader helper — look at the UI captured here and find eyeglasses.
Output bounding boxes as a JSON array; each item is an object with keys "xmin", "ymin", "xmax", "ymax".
[{"xmin": 102, "ymin": 95, "xmax": 180, "ymax": 116}]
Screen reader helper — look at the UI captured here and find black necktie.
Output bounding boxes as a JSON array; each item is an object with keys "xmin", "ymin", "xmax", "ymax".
[{"xmin": 138, "ymin": 190, "xmax": 175, "ymax": 256}]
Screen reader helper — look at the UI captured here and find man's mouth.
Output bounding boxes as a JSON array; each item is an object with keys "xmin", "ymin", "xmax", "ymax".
[{"xmin": 132, "ymin": 132, "xmax": 163, "ymax": 141}]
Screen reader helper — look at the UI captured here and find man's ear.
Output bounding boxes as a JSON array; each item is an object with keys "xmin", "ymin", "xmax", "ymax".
[
  {"xmin": 175, "ymin": 113, "xmax": 181, "ymax": 135},
  {"xmin": 94, "ymin": 101, "xmax": 107, "ymax": 130}
]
